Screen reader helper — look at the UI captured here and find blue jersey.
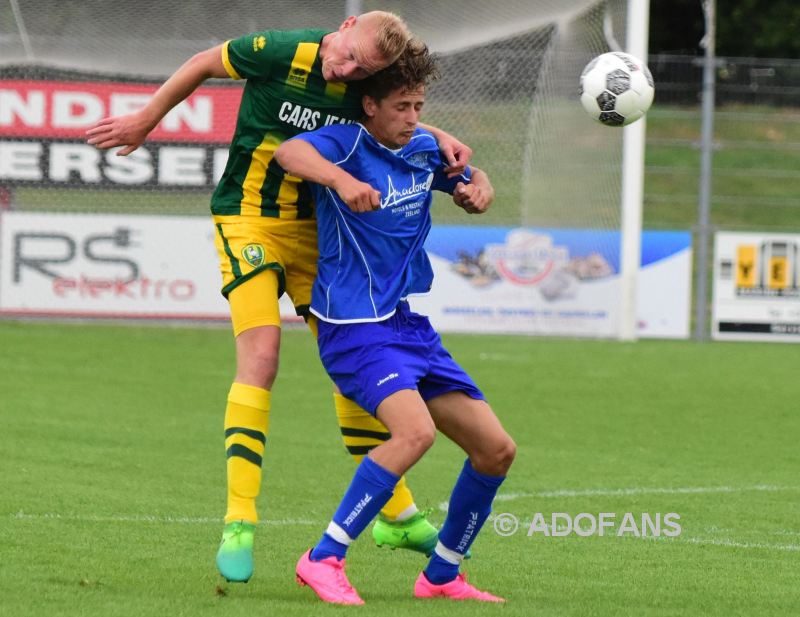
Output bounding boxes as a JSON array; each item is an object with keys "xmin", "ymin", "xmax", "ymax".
[{"xmin": 293, "ymin": 124, "xmax": 470, "ymax": 323}]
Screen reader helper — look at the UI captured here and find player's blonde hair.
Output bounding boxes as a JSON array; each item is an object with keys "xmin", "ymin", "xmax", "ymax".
[
  {"xmin": 362, "ymin": 38, "xmax": 439, "ymax": 102},
  {"xmin": 357, "ymin": 11, "xmax": 411, "ymax": 65}
]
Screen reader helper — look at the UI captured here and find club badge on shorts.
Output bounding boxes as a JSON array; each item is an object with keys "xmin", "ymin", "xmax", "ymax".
[{"xmin": 242, "ymin": 244, "xmax": 266, "ymax": 268}]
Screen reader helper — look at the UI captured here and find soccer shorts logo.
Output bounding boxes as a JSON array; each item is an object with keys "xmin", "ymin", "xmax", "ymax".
[{"xmin": 242, "ymin": 244, "xmax": 266, "ymax": 268}]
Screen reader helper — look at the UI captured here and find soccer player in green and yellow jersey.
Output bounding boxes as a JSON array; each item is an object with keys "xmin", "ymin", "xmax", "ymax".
[{"xmin": 86, "ymin": 11, "xmax": 473, "ymax": 584}]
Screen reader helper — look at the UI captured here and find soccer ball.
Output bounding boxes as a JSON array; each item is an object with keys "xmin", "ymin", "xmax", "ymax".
[{"xmin": 579, "ymin": 52, "xmax": 655, "ymax": 127}]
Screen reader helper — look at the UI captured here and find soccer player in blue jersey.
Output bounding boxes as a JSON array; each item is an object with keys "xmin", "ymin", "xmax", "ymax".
[{"xmin": 275, "ymin": 41, "xmax": 516, "ymax": 605}]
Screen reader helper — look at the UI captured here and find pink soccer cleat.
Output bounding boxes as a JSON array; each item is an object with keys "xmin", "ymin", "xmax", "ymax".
[
  {"xmin": 414, "ymin": 571, "xmax": 505, "ymax": 602},
  {"xmin": 295, "ymin": 549, "xmax": 364, "ymax": 605}
]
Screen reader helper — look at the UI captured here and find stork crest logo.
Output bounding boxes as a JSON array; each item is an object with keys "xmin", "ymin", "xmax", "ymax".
[{"xmin": 242, "ymin": 244, "xmax": 265, "ymax": 268}]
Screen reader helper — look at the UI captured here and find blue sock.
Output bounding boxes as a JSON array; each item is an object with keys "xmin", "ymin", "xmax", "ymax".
[
  {"xmin": 424, "ymin": 459, "xmax": 506, "ymax": 584},
  {"xmin": 310, "ymin": 456, "xmax": 399, "ymax": 561}
]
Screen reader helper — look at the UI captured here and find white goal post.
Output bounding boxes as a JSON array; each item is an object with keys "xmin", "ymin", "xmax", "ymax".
[{"xmin": 619, "ymin": 0, "xmax": 650, "ymax": 341}]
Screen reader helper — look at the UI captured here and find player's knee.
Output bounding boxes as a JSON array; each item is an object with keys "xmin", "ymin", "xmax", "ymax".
[
  {"xmin": 235, "ymin": 326, "xmax": 281, "ymax": 388},
  {"xmin": 474, "ymin": 435, "xmax": 516, "ymax": 476},
  {"xmin": 410, "ymin": 425, "xmax": 436, "ymax": 456},
  {"xmin": 494, "ymin": 435, "xmax": 517, "ymax": 475},
  {"xmin": 236, "ymin": 348, "xmax": 280, "ymax": 389},
  {"xmin": 253, "ymin": 350, "xmax": 280, "ymax": 384},
  {"xmin": 395, "ymin": 424, "xmax": 436, "ymax": 458}
]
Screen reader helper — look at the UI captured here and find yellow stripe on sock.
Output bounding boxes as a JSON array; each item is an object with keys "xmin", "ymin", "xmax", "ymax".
[
  {"xmin": 225, "ymin": 383, "xmax": 270, "ymax": 524},
  {"xmin": 225, "ymin": 432, "xmax": 266, "ymax": 454},
  {"xmin": 340, "ymin": 435, "xmax": 387, "ymax": 448}
]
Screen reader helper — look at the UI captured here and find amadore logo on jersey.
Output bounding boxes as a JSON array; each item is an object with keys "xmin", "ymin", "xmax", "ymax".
[
  {"xmin": 380, "ymin": 172, "xmax": 434, "ymax": 211},
  {"xmin": 241, "ymin": 244, "xmax": 266, "ymax": 268}
]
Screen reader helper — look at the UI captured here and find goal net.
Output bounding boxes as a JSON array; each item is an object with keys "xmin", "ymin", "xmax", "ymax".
[
  {"xmin": 0, "ymin": 0, "xmax": 626, "ymax": 224},
  {"xmin": 1, "ymin": 0, "xmax": 669, "ymax": 338}
]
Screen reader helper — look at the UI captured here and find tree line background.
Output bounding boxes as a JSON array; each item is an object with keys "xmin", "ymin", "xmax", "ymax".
[
  {"xmin": 649, "ymin": 0, "xmax": 800, "ymax": 57},
  {"xmin": 2, "ymin": 1, "xmax": 798, "ymax": 59}
]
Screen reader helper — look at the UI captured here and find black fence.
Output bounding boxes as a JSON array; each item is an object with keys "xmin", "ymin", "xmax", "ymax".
[{"xmin": 650, "ymin": 54, "xmax": 800, "ymax": 108}]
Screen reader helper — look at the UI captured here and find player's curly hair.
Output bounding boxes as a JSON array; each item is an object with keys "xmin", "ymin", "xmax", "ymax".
[{"xmin": 361, "ymin": 38, "xmax": 440, "ymax": 102}]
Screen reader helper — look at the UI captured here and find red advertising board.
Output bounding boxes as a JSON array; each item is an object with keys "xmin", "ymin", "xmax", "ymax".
[
  {"xmin": 0, "ymin": 79, "xmax": 242, "ymax": 142},
  {"xmin": 0, "ymin": 78, "xmax": 244, "ymax": 188}
]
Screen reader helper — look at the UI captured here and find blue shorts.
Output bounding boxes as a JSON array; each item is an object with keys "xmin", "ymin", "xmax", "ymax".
[{"xmin": 316, "ymin": 302, "xmax": 485, "ymax": 415}]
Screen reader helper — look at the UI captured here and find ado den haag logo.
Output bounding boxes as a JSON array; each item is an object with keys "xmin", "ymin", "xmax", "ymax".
[{"xmin": 242, "ymin": 243, "xmax": 266, "ymax": 268}]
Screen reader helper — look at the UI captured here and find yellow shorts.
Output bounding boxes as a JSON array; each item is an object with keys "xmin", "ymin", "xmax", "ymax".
[{"xmin": 213, "ymin": 216, "xmax": 318, "ymax": 336}]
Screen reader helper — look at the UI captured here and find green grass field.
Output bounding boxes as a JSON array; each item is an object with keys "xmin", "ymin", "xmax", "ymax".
[
  {"xmin": 1, "ymin": 321, "xmax": 798, "ymax": 616},
  {"xmin": 644, "ymin": 106, "xmax": 800, "ymax": 231}
]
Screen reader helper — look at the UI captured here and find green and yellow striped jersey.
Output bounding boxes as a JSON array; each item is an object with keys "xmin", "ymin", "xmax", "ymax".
[{"xmin": 212, "ymin": 28, "xmax": 364, "ymax": 219}]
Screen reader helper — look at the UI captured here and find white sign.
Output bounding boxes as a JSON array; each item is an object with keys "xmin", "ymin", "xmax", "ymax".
[
  {"xmin": 0, "ymin": 212, "xmax": 298, "ymax": 322},
  {"xmin": 410, "ymin": 227, "xmax": 692, "ymax": 339},
  {"xmin": 713, "ymin": 231, "xmax": 800, "ymax": 342},
  {"xmin": 1, "ymin": 215, "xmax": 692, "ymax": 338},
  {"xmin": 0, "ymin": 141, "xmax": 230, "ymax": 188}
]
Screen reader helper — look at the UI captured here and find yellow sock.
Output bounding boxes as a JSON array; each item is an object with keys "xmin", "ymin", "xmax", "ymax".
[
  {"xmin": 224, "ymin": 382, "xmax": 270, "ymax": 524},
  {"xmin": 333, "ymin": 392, "xmax": 416, "ymax": 521}
]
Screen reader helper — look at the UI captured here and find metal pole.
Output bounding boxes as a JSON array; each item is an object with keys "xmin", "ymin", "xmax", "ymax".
[
  {"xmin": 694, "ymin": 0, "xmax": 716, "ymax": 340},
  {"xmin": 345, "ymin": 0, "xmax": 362, "ymax": 18},
  {"xmin": 9, "ymin": 0, "xmax": 34, "ymax": 61}
]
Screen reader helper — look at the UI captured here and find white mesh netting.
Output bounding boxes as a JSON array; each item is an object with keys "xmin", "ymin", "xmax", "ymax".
[{"xmin": 0, "ymin": 0, "xmax": 627, "ymax": 229}]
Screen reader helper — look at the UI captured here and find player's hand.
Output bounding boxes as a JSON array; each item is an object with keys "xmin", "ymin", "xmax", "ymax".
[
  {"xmin": 453, "ymin": 182, "xmax": 491, "ymax": 214},
  {"xmin": 86, "ymin": 112, "xmax": 154, "ymax": 156},
  {"xmin": 334, "ymin": 175, "xmax": 381, "ymax": 213},
  {"xmin": 439, "ymin": 135, "xmax": 473, "ymax": 179}
]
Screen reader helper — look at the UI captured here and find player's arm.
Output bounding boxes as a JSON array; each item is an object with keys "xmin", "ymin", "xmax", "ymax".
[
  {"xmin": 419, "ymin": 122, "xmax": 473, "ymax": 177},
  {"xmin": 86, "ymin": 46, "xmax": 229, "ymax": 155},
  {"xmin": 453, "ymin": 166, "xmax": 494, "ymax": 214},
  {"xmin": 274, "ymin": 139, "xmax": 380, "ymax": 213}
]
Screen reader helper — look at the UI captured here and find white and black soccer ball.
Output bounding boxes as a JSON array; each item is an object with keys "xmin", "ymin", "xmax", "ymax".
[{"xmin": 579, "ymin": 52, "xmax": 655, "ymax": 127}]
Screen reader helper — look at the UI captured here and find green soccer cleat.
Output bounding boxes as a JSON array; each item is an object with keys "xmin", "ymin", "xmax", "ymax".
[
  {"xmin": 372, "ymin": 510, "xmax": 439, "ymax": 556},
  {"xmin": 216, "ymin": 520, "xmax": 256, "ymax": 583}
]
